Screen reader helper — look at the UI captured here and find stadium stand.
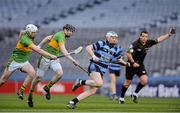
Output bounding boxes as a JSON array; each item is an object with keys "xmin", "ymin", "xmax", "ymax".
[{"xmin": 0, "ymin": 0, "xmax": 180, "ymax": 81}]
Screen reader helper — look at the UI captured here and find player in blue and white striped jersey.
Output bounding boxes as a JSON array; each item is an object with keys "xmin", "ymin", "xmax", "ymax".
[
  {"xmin": 67, "ymin": 31, "xmax": 130, "ymax": 109},
  {"xmin": 108, "ymin": 46, "xmax": 125, "ymax": 101}
]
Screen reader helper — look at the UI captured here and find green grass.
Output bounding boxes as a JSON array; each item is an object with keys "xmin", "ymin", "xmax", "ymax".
[{"xmin": 0, "ymin": 94, "xmax": 180, "ymax": 112}]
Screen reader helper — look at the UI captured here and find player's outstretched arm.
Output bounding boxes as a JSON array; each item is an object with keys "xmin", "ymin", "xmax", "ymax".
[
  {"xmin": 30, "ymin": 43, "xmax": 57, "ymax": 60},
  {"xmin": 157, "ymin": 27, "xmax": 176, "ymax": 43},
  {"xmin": 38, "ymin": 35, "xmax": 53, "ymax": 48},
  {"xmin": 59, "ymin": 43, "xmax": 79, "ymax": 65},
  {"xmin": 117, "ymin": 56, "xmax": 130, "ymax": 67}
]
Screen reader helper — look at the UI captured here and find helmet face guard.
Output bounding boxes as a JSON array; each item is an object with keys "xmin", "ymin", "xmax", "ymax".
[{"xmin": 25, "ymin": 24, "xmax": 38, "ymax": 33}]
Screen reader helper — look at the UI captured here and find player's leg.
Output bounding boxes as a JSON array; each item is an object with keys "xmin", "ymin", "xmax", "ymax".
[
  {"xmin": 17, "ymin": 62, "xmax": 35, "ymax": 100},
  {"xmin": 0, "ymin": 58, "xmax": 16, "ymax": 86},
  {"xmin": 131, "ymin": 65, "xmax": 148, "ymax": 103},
  {"xmin": 27, "ymin": 75, "xmax": 43, "ymax": 107},
  {"xmin": 72, "ymin": 72, "xmax": 103, "ymax": 92},
  {"xmin": 67, "ymin": 72, "xmax": 103, "ymax": 109},
  {"xmin": 119, "ymin": 79, "xmax": 132, "ymax": 104},
  {"xmin": 28, "ymin": 57, "xmax": 49, "ymax": 107},
  {"xmin": 131, "ymin": 74, "xmax": 148, "ymax": 103},
  {"xmin": 0, "ymin": 68, "xmax": 13, "ymax": 87},
  {"xmin": 43, "ymin": 60, "xmax": 63, "ymax": 100},
  {"xmin": 119, "ymin": 67, "xmax": 134, "ymax": 104},
  {"xmin": 72, "ymin": 63, "xmax": 104, "ymax": 91},
  {"xmin": 109, "ymin": 73, "xmax": 118, "ymax": 100}
]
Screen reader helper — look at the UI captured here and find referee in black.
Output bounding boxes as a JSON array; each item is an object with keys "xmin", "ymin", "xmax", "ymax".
[{"xmin": 119, "ymin": 28, "xmax": 176, "ymax": 104}]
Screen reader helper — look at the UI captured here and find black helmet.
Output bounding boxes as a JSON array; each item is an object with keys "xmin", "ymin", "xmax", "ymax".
[{"xmin": 63, "ymin": 24, "xmax": 76, "ymax": 32}]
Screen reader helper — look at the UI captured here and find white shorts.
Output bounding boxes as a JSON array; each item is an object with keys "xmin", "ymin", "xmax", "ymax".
[
  {"xmin": 8, "ymin": 60, "xmax": 30, "ymax": 72},
  {"xmin": 36, "ymin": 57, "xmax": 62, "ymax": 77}
]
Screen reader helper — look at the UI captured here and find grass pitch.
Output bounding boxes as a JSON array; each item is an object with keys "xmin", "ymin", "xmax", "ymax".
[{"xmin": 0, "ymin": 94, "xmax": 179, "ymax": 112}]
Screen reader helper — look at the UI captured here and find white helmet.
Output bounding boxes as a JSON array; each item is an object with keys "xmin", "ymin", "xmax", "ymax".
[
  {"xmin": 106, "ymin": 31, "xmax": 118, "ymax": 37},
  {"xmin": 25, "ymin": 24, "xmax": 38, "ymax": 33}
]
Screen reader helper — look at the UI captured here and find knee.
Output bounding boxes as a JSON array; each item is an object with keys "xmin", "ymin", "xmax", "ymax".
[
  {"xmin": 141, "ymin": 79, "xmax": 148, "ymax": 85},
  {"xmin": 90, "ymin": 88, "xmax": 98, "ymax": 95},
  {"xmin": 55, "ymin": 70, "xmax": 63, "ymax": 77},
  {"xmin": 124, "ymin": 80, "xmax": 132, "ymax": 88},
  {"xmin": 27, "ymin": 70, "xmax": 36, "ymax": 78},
  {"xmin": 96, "ymin": 81, "xmax": 103, "ymax": 87},
  {"xmin": 0, "ymin": 79, "xmax": 6, "ymax": 86},
  {"xmin": 140, "ymin": 76, "xmax": 148, "ymax": 85}
]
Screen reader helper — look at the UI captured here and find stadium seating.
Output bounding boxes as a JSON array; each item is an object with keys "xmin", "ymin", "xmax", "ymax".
[{"xmin": 0, "ymin": 0, "xmax": 180, "ymax": 81}]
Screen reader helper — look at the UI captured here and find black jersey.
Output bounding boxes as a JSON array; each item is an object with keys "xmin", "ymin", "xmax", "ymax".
[{"xmin": 127, "ymin": 39, "xmax": 158, "ymax": 64}]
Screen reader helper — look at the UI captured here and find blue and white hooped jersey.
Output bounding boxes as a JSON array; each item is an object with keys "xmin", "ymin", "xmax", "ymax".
[
  {"xmin": 109, "ymin": 46, "xmax": 124, "ymax": 71},
  {"xmin": 92, "ymin": 40, "xmax": 125, "ymax": 73}
]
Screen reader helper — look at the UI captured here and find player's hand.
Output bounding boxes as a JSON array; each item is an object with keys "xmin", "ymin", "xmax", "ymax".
[
  {"xmin": 133, "ymin": 62, "xmax": 140, "ymax": 68},
  {"xmin": 92, "ymin": 55, "xmax": 99, "ymax": 62},
  {"xmin": 169, "ymin": 27, "xmax": 176, "ymax": 36},
  {"xmin": 50, "ymin": 55, "xmax": 58, "ymax": 60},
  {"xmin": 125, "ymin": 62, "xmax": 131, "ymax": 67}
]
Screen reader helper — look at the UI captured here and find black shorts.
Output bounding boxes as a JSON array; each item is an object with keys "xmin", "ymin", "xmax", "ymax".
[
  {"xmin": 126, "ymin": 64, "xmax": 147, "ymax": 80},
  {"xmin": 109, "ymin": 69, "xmax": 121, "ymax": 77}
]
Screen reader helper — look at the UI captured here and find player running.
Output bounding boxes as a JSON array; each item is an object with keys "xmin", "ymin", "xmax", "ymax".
[
  {"xmin": 119, "ymin": 28, "xmax": 176, "ymax": 104},
  {"xmin": 0, "ymin": 24, "xmax": 57, "ymax": 100},
  {"xmin": 27, "ymin": 24, "xmax": 79, "ymax": 107},
  {"xmin": 67, "ymin": 31, "xmax": 130, "ymax": 109},
  {"xmin": 108, "ymin": 53, "xmax": 124, "ymax": 101}
]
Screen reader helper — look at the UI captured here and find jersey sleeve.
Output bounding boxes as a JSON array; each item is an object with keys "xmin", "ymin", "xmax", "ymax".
[
  {"xmin": 20, "ymin": 36, "xmax": 33, "ymax": 47},
  {"xmin": 115, "ymin": 47, "xmax": 125, "ymax": 58},
  {"xmin": 148, "ymin": 39, "xmax": 158, "ymax": 47},
  {"xmin": 92, "ymin": 41, "xmax": 104, "ymax": 51}
]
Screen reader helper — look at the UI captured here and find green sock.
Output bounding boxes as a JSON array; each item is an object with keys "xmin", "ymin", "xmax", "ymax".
[
  {"xmin": 19, "ymin": 85, "xmax": 26, "ymax": 93},
  {"xmin": 46, "ymin": 81, "xmax": 54, "ymax": 89}
]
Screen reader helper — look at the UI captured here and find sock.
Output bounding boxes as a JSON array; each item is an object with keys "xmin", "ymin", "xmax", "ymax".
[
  {"xmin": 46, "ymin": 81, "xmax": 54, "ymax": 89},
  {"xmin": 29, "ymin": 89, "xmax": 34, "ymax": 94},
  {"xmin": 19, "ymin": 85, "xmax": 26, "ymax": 93},
  {"xmin": 72, "ymin": 98, "xmax": 79, "ymax": 104},
  {"xmin": 135, "ymin": 82, "xmax": 144, "ymax": 93},
  {"xmin": 80, "ymin": 80, "xmax": 86, "ymax": 85},
  {"xmin": 120, "ymin": 85, "xmax": 128, "ymax": 98}
]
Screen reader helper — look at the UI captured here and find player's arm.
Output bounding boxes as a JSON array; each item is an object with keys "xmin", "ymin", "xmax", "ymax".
[
  {"xmin": 125, "ymin": 52, "xmax": 135, "ymax": 63},
  {"xmin": 117, "ymin": 56, "xmax": 130, "ymax": 67},
  {"xmin": 30, "ymin": 43, "xmax": 57, "ymax": 59},
  {"xmin": 38, "ymin": 35, "xmax": 53, "ymax": 48},
  {"xmin": 157, "ymin": 28, "xmax": 176, "ymax": 43},
  {"xmin": 86, "ymin": 44, "xmax": 99, "ymax": 62},
  {"xmin": 86, "ymin": 45, "xmax": 95, "ymax": 58},
  {"xmin": 59, "ymin": 43, "xmax": 78, "ymax": 65},
  {"xmin": 126, "ymin": 44, "xmax": 140, "ymax": 67}
]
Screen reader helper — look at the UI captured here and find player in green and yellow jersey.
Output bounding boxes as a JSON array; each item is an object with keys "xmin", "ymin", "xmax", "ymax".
[
  {"xmin": 0, "ymin": 24, "xmax": 57, "ymax": 100},
  {"xmin": 27, "ymin": 24, "xmax": 79, "ymax": 107}
]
